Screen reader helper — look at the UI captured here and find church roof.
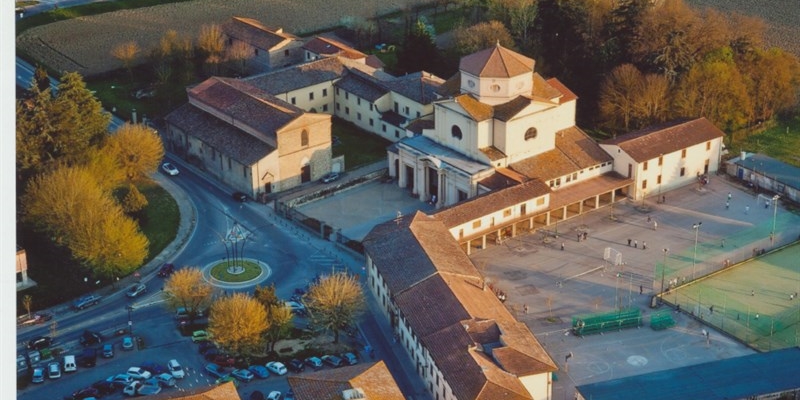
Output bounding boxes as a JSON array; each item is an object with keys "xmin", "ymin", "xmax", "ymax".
[
  {"xmin": 601, "ymin": 117, "xmax": 724, "ymax": 162},
  {"xmin": 459, "ymin": 43, "xmax": 534, "ymax": 78}
]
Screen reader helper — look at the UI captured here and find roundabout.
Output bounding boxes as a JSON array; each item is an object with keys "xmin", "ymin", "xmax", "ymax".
[{"xmin": 201, "ymin": 258, "xmax": 273, "ymax": 289}]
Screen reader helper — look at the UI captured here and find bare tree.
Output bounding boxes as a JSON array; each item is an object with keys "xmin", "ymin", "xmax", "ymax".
[
  {"xmin": 225, "ymin": 41, "xmax": 252, "ymax": 76},
  {"xmin": 111, "ymin": 41, "xmax": 141, "ymax": 81},
  {"xmin": 197, "ymin": 23, "xmax": 224, "ymax": 59},
  {"xmin": 599, "ymin": 63, "xmax": 642, "ymax": 134}
]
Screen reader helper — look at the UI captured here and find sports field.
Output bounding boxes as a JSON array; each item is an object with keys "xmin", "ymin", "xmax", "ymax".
[{"xmin": 664, "ymin": 242, "xmax": 800, "ymax": 351}]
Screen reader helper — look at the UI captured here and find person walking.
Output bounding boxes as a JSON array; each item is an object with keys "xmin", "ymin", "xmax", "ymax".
[
  {"xmin": 642, "ymin": 241, "xmax": 647, "ymax": 250},
  {"xmin": 634, "ymin": 240, "xmax": 638, "ymax": 248},
  {"xmin": 627, "ymin": 238, "xmax": 632, "ymax": 246},
  {"xmin": 725, "ymin": 201, "xmax": 730, "ymax": 210},
  {"xmin": 728, "ymin": 192, "xmax": 732, "ymax": 200},
  {"xmin": 745, "ymin": 205, "xmax": 750, "ymax": 214},
  {"xmin": 560, "ymin": 242, "xmax": 565, "ymax": 251},
  {"xmin": 653, "ymin": 221, "xmax": 658, "ymax": 231}
]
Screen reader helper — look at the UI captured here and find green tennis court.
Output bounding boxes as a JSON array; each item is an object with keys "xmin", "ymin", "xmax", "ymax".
[{"xmin": 663, "ymin": 242, "xmax": 800, "ymax": 351}]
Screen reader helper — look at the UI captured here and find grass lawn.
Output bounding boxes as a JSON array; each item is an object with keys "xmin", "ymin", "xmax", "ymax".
[
  {"xmin": 332, "ymin": 118, "xmax": 391, "ymax": 169},
  {"xmin": 728, "ymin": 116, "xmax": 800, "ymax": 167},
  {"xmin": 209, "ymin": 260, "xmax": 263, "ymax": 282},
  {"xmin": 16, "ymin": 179, "xmax": 179, "ymax": 313}
]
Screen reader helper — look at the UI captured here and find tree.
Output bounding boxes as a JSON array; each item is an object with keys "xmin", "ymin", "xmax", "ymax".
[
  {"xmin": 49, "ymin": 72, "xmax": 110, "ymax": 162},
  {"xmin": 33, "ymin": 64, "xmax": 51, "ymax": 94},
  {"xmin": 105, "ymin": 123, "xmax": 165, "ymax": 182},
  {"xmin": 197, "ymin": 24, "xmax": 224, "ymax": 59},
  {"xmin": 397, "ymin": 19, "xmax": 441, "ymax": 74},
  {"xmin": 226, "ymin": 41, "xmax": 252, "ymax": 76},
  {"xmin": 122, "ymin": 183, "xmax": 148, "ymax": 213},
  {"xmin": 452, "ymin": 20, "xmax": 515, "ymax": 56},
  {"xmin": 486, "ymin": 0, "xmax": 537, "ymax": 44},
  {"xmin": 742, "ymin": 48, "xmax": 800, "ymax": 122},
  {"xmin": 163, "ymin": 268, "xmax": 214, "ymax": 321},
  {"xmin": 111, "ymin": 41, "xmax": 141, "ymax": 81},
  {"xmin": 16, "ymin": 83, "xmax": 53, "ymax": 180},
  {"xmin": 208, "ymin": 293, "xmax": 268, "ymax": 357},
  {"xmin": 254, "ymin": 285, "xmax": 293, "ymax": 352},
  {"xmin": 304, "ymin": 272, "xmax": 365, "ymax": 344},
  {"xmin": 22, "ymin": 295, "xmax": 33, "ymax": 317},
  {"xmin": 599, "ymin": 64, "xmax": 642, "ymax": 134}
]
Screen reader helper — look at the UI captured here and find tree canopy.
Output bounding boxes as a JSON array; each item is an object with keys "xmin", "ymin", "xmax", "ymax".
[
  {"xmin": 208, "ymin": 293, "xmax": 268, "ymax": 356},
  {"xmin": 105, "ymin": 123, "xmax": 165, "ymax": 183},
  {"xmin": 163, "ymin": 268, "xmax": 215, "ymax": 319},
  {"xmin": 254, "ymin": 284, "xmax": 293, "ymax": 352},
  {"xmin": 304, "ymin": 272, "xmax": 365, "ymax": 344}
]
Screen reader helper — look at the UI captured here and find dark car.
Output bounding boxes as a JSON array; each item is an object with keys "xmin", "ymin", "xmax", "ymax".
[
  {"xmin": 27, "ymin": 335, "xmax": 53, "ymax": 350},
  {"xmin": 79, "ymin": 330, "xmax": 103, "ymax": 346},
  {"xmin": 140, "ymin": 361, "xmax": 167, "ymax": 375},
  {"xmin": 288, "ymin": 358, "xmax": 305, "ymax": 373},
  {"xmin": 70, "ymin": 386, "xmax": 100, "ymax": 400},
  {"xmin": 91, "ymin": 380, "xmax": 118, "ymax": 396},
  {"xmin": 199, "ymin": 341, "xmax": 218, "ymax": 354},
  {"xmin": 158, "ymin": 263, "xmax": 175, "ymax": 277},
  {"xmin": 320, "ymin": 172, "xmax": 341, "ymax": 183},
  {"xmin": 341, "ymin": 352, "xmax": 358, "ymax": 365},
  {"xmin": 321, "ymin": 355, "xmax": 343, "ymax": 368},
  {"xmin": 232, "ymin": 191, "xmax": 247, "ymax": 202},
  {"xmin": 250, "ymin": 390, "xmax": 266, "ymax": 400},
  {"xmin": 78, "ymin": 348, "xmax": 97, "ymax": 367}
]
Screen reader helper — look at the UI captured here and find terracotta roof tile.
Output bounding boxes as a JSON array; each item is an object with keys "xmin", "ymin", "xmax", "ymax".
[
  {"xmin": 288, "ymin": 361, "xmax": 404, "ymax": 400},
  {"xmin": 493, "ymin": 96, "xmax": 535, "ymax": 122},
  {"xmin": 222, "ymin": 17, "xmax": 296, "ymax": 51},
  {"xmin": 164, "ymin": 103, "xmax": 273, "ymax": 165},
  {"xmin": 478, "ymin": 169, "xmax": 524, "ymax": 191},
  {"xmin": 435, "ymin": 179, "xmax": 551, "ymax": 228},
  {"xmin": 383, "ymin": 71, "xmax": 444, "ymax": 105},
  {"xmin": 395, "ymin": 275, "xmax": 473, "ymax": 338},
  {"xmin": 460, "ymin": 43, "xmax": 534, "ymax": 78},
  {"xmin": 152, "ymin": 381, "xmax": 240, "ymax": 399},
  {"xmin": 510, "ymin": 127, "xmax": 610, "ymax": 181},
  {"xmin": 303, "ymin": 36, "xmax": 366, "ymax": 60},
  {"xmin": 405, "ymin": 118, "xmax": 435, "ymax": 135},
  {"xmin": 334, "ymin": 69, "xmax": 389, "ymax": 102},
  {"xmin": 455, "ymin": 94, "xmax": 494, "ymax": 121},
  {"xmin": 479, "ymin": 146, "xmax": 507, "ymax": 161},
  {"xmin": 545, "ymin": 77, "xmax": 578, "ymax": 103},
  {"xmin": 601, "ymin": 117, "xmax": 724, "ymax": 162}
]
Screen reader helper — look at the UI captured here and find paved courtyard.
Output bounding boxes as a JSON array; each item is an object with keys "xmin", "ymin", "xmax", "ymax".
[{"xmin": 295, "ymin": 173, "xmax": 800, "ymax": 399}]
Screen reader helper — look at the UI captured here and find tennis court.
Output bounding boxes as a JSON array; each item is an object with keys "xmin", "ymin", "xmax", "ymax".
[{"xmin": 663, "ymin": 242, "xmax": 800, "ymax": 351}]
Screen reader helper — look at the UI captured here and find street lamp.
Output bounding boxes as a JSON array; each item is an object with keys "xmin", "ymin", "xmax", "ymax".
[
  {"xmin": 771, "ymin": 195, "xmax": 780, "ymax": 243},
  {"xmin": 660, "ymin": 248, "xmax": 669, "ymax": 303},
  {"xmin": 692, "ymin": 222, "xmax": 702, "ymax": 280},
  {"xmin": 126, "ymin": 305, "xmax": 134, "ymax": 335}
]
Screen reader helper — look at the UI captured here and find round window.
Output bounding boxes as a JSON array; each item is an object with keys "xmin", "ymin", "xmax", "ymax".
[
  {"xmin": 451, "ymin": 125, "xmax": 463, "ymax": 140},
  {"xmin": 525, "ymin": 127, "xmax": 537, "ymax": 141},
  {"xmin": 490, "ymin": 84, "xmax": 501, "ymax": 92},
  {"xmin": 467, "ymin": 80, "xmax": 475, "ymax": 88}
]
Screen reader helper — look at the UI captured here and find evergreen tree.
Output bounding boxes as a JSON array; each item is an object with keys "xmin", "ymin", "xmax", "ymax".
[{"xmin": 397, "ymin": 19, "xmax": 442, "ymax": 75}]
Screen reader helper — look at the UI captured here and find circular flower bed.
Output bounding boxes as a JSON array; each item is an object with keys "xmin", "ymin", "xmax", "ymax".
[{"xmin": 209, "ymin": 260, "xmax": 263, "ymax": 282}]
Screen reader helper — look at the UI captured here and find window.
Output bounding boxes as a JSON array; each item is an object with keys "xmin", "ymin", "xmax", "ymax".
[
  {"xmin": 309, "ymin": 92, "xmax": 314, "ymax": 100},
  {"xmin": 357, "ymin": 98, "xmax": 361, "ymax": 105},
  {"xmin": 643, "ymin": 161, "xmax": 648, "ymax": 171},
  {"xmin": 403, "ymin": 106, "xmax": 409, "ymax": 115},
  {"xmin": 243, "ymin": 166, "xmax": 247, "ymax": 177},
  {"xmin": 370, "ymin": 104, "xmax": 374, "ymax": 111},
  {"xmin": 451, "ymin": 125, "xmax": 463, "ymax": 139},
  {"xmin": 503, "ymin": 208, "xmax": 512, "ymax": 217},
  {"xmin": 301, "ymin": 130, "xmax": 308, "ymax": 146},
  {"xmin": 394, "ymin": 102, "xmax": 399, "ymax": 112},
  {"xmin": 706, "ymin": 141, "xmax": 711, "ymax": 150},
  {"xmin": 291, "ymin": 97, "xmax": 296, "ymax": 105},
  {"xmin": 336, "ymin": 103, "xmax": 340, "ymax": 111},
  {"xmin": 566, "ymin": 175, "xmax": 572, "ymax": 183},
  {"xmin": 345, "ymin": 107, "xmax": 349, "ymax": 115},
  {"xmin": 357, "ymin": 112, "xmax": 361, "ymax": 121},
  {"xmin": 525, "ymin": 127, "xmax": 537, "ymax": 140},
  {"xmin": 228, "ymin": 158, "xmax": 231, "ymax": 169},
  {"xmin": 472, "ymin": 220, "xmax": 481, "ymax": 229},
  {"xmin": 323, "ymin": 104, "xmax": 328, "ymax": 112},
  {"xmin": 520, "ymin": 204, "xmax": 527, "ymax": 215},
  {"xmin": 395, "ymin": 130, "xmax": 400, "ymax": 138},
  {"xmin": 284, "ymin": 49, "xmax": 289, "ymax": 56},
  {"xmin": 680, "ymin": 167, "xmax": 685, "ymax": 177},
  {"xmin": 490, "ymin": 84, "xmax": 500, "ymax": 92},
  {"xmin": 345, "ymin": 92, "xmax": 349, "ymax": 100},
  {"xmin": 658, "ymin": 155, "xmax": 663, "ymax": 166},
  {"xmin": 682, "ymin": 149, "xmax": 687, "ymax": 158},
  {"xmin": 642, "ymin": 180, "xmax": 647, "ymax": 189},
  {"xmin": 382, "ymin": 124, "xmax": 387, "ymax": 132},
  {"xmin": 254, "ymin": 49, "xmax": 259, "ymax": 56},
  {"xmin": 536, "ymin": 197, "xmax": 545, "ymax": 206},
  {"xmin": 458, "ymin": 190, "xmax": 468, "ymax": 201},
  {"xmin": 323, "ymin": 88, "xmax": 328, "ymax": 97},
  {"xmin": 336, "ymin": 88, "xmax": 340, "ymax": 95},
  {"xmin": 416, "ymin": 111, "xmax": 421, "ymax": 118},
  {"xmin": 573, "ymin": 173, "xmax": 578, "ymax": 180},
  {"xmin": 459, "ymin": 229, "xmax": 464, "ymax": 239},
  {"xmin": 657, "ymin": 175, "xmax": 662, "ymax": 184},
  {"xmin": 369, "ymin": 118, "xmax": 374, "ymax": 126}
]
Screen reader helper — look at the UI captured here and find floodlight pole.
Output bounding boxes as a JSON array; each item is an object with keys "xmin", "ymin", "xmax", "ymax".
[
  {"xmin": 771, "ymin": 195, "xmax": 780, "ymax": 242},
  {"xmin": 692, "ymin": 222, "xmax": 702, "ymax": 280},
  {"xmin": 660, "ymin": 248, "xmax": 668, "ymax": 303}
]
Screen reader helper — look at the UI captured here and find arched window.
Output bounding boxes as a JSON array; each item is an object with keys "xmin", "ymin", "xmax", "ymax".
[
  {"xmin": 301, "ymin": 130, "xmax": 309, "ymax": 146},
  {"xmin": 451, "ymin": 125, "xmax": 463, "ymax": 140},
  {"xmin": 524, "ymin": 127, "xmax": 537, "ymax": 141}
]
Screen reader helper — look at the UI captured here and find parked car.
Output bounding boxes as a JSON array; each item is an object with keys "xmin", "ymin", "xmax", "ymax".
[
  {"xmin": 204, "ymin": 363, "xmax": 228, "ymax": 379},
  {"xmin": 126, "ymin": 282, "xmax": 147, "ymax": 298},
  {"xmin": 126, "ymin": 366, "xmax": 152, "ymax": 380},
  {"xmin": 321, "ymin": 355, "xmax": 343, "ymax": 368},
  {"xmin": 27, "ymin": 335, "xmax": 52, "ymax": 350},
  {"xmin": 140, "ymin": 361, "xmax": 167, "ymax": 375},
  {"xmin": 122, "ymin": 381, "xmax": 142, "ymax": 396},
  {"xmin": 199, "ymin": 341, "xmax": 217, "ymax": 354},
  {"xmin": 192, "ymin": 330, "xmax": 211, "ymax": 343},
  {"xmin": 320, "ymin": 172, "xmax": 341, "ymax": 183},
  {"xmin": 248, "ymin": 365, "xmax": 269, "ymax": 379},
  {"xmin": 102, "ymin": 344, "xmax": 114, "ymax": 358},
  {"xmin": 342, "ymin": 352, "xmax": 358, "ymax": 365},
  {"xmin": 91, "ymin": 380, "xmax": 118, "ymax": 396},
  {"xmin": 31, "ymin": 367, "xmax": 45, "ymax": 383},
  {"xmin": 284, "ymin": 301, "xmax": 306, "ymax": 315},
  {"xmin": 78, "ymin": 347, "xmax": 97, "ymax": 367},
  {"xmin": 232, "ymin": 191, "xmax": 248, "ymax": 202},
  {"xmin": 79, "ymin": 330, "xmax": 103, "ymax": 346},
  {"xmin": 73, "ymin": 294, "xmax": 102, "ymax": 310},
  {"xmin": 63, "ymin": 355, "xmax": 77, "ymax": 372},
  {"xmin": 266, "ymin": 361, "xmax": 287, "ymax": 375},
  {"xmin": 209, "ymin": 353, "xmax": 235, "ymax": 367},
  {"xmin": 250, "ymin": 391, "xmax": 266, "ymax": 400},
  {"xmin": 288, "ymin": 358, "xmax": 305, "ymax": 373},
  {"xmin": 18, "ymin": 311, "xmax": 53, "ymax": 326},
  {"xmin": 168, "ymin": 359, "xmax": 185, "ymax": 379},
  {"xmin": 70, "ymin": 386, "xmax": 100, "ymax": 399},
  {"xmin": 267, "ymin": 391, "xmax": 283, "ymax": 400},
  {"xmin": 304, "ymin": 357, "xmax": 323, "ymax": 370},
  {"xmin": 140, "ymin": 378, "xmax": 163, "ymax": 394},
  {"xmin": 231, "ymin": 368, "xmax": 254, "ymax": 382},
  {"xmin": 106, "ymin": 373, "xmax": 134, "ymax": 388},
  {"xmin": 161, "ymin": 162, "xmax": 180, "ymax": 176},
  {"xmin": 158, "ymin": 263, "xmax": 175, "ymax": 277},
  {"xmin": 154, "ymin": 373, "xmax": 176, "ymax": 387},
  {"xmin": 216, "ymin": 375, "xmax": 239, "ymax": 386},
  {"xmin": 122, "ymin": 336, "xmax": 134, "ymax": 351},
  {"xmin": 47, "ymin": 361, "xmax": 61, "ymax": 379},
  {"xmin": 202, "ymin": 348, "xmax": 221, "ymax": 361}
]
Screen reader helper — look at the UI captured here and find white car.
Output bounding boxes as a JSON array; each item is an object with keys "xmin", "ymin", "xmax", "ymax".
[
  {"xmin": 267, "ymin": 391, "xmax": 283, "ymax": 400},
  {"xmin": 167, "ymin": 359, "xmax": 185, "ymax": 379},
  {"xmin": 161, "ymin": 162, "xmax": 179, "ymax": 176},
  {"xmin": 127, "ymin": 366, "xmax": 152, "ymax": 380},
  {"xmin": 265, "ymin": 361, "xmax": 287, "ymax": 376},
  {"xmin": 47, "ymin": 361, "xmax": 61, "ymax": 379},
  {"xmin": 123, "ymin": 381, "xmax": 142, "ymax": 396},
  {"xmin": 155, "ymin": 373, "xmax": 176, "ymax": 387}
]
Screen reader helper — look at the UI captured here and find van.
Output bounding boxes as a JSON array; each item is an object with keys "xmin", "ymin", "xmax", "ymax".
[{"xmin": 63, "ymin": 355, "xmax": 77, "ymax": 372}]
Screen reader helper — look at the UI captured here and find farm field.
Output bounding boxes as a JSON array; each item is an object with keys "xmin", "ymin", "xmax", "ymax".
[{"xmin": 16, "ymin": 0, "xmax": 800, "ymax": 78}]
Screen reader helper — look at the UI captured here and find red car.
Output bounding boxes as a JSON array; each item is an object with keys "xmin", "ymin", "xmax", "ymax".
[{"xmin": 158, "ymin": 263, "xmax": 175, "ymax": 277}]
